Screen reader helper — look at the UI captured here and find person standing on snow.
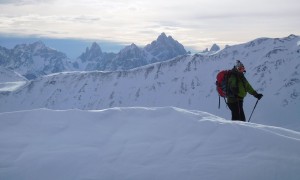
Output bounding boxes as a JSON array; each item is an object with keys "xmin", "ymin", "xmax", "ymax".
[{"xmin": 227, "ymin": 60, "xmax": 263, "ymax": 121}]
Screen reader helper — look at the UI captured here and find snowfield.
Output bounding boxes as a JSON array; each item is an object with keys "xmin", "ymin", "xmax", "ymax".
[{"xmin": 1, "ymin": 107, "xmax": 300, "ymax": 180}]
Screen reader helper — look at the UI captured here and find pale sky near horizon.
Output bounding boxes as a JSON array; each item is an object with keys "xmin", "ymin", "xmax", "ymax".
[{"xmin": 0, "ymin": 0, "xmax": 299, "ymax": 51}]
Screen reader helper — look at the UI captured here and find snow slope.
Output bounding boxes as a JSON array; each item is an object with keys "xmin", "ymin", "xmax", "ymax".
[
  {"xmin": 0, "ymin": 67, "xmax": 27, "ymax": 92},
  {"xmin": 1, "ymin": 35, "xmax": 299, "ymax": 130},
  {"xmin": 0, "ymin": 107, "xmax": 300, "ymax": 180}
]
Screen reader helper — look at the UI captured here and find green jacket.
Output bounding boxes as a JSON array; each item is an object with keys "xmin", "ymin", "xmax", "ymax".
[{"xmin": 227, "ymin": 68, "xmax": 257, "ymax": 103}]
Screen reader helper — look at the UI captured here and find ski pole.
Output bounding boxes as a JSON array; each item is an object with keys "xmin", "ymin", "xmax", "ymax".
[{"xmin": 248, "ymin": 99, "xmax": 259, "ymax": 122}]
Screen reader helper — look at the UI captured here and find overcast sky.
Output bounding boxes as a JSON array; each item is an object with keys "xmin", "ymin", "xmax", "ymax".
[{"xmin": 0, "ymin": 0, "xmax": 299, "ymax": 51}]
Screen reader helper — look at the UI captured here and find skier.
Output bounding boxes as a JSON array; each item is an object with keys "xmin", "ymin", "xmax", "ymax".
[{"xmin": 227, "ymin": 60, "xmax": 263, "ymax": 121}]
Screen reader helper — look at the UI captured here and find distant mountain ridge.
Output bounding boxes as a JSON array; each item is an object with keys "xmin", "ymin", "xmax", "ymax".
[
  {"xmin": 0, "ymin": 41, "xmax": 73, "ymax": 79},
  {"xmin": 198, "ymin": 43, "xmax": 221, "ymax": 55},
  {"xmin": 144, "ymin": 32, "xmax": 187, "ymax": 61},
  {"xmin": 0, "ymin": 33, "xmax": 187, "ymax": 78},
  {"xmin": 73, "ymin": 42, "xmax": 116, "ymax": 71},
  {"xmin": 75, "ymin": 33, "xmax": 187, "ymax": 71}
]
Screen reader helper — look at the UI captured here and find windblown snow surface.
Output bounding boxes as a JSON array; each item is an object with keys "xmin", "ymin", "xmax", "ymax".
[
  {"xmin": 0, "ymin": 107, "xmax": 300, "ymax": 180},
  {"xmin": 0, "ymin": 67, "xmax": 27, "ymax": 92}
]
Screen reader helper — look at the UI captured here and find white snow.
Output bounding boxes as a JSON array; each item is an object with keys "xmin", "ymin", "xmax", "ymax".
[
  {"xmin": 0, "ymin": 35, "xmax": 299, "ymax": 180},
  {"xmin": 0, "ymin": 81, "xmax": 27, "ymax": 92},
  {"xmin": 0, "ymin": 107, "xmax": 300, "ymax": 180},
  {"xmin": 0, "ymin": 67, "xmax": 27, "ymax": 92}
]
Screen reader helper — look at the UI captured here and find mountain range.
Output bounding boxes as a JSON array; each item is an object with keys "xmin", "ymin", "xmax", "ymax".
[
  {"xmin": 0, "ymin": 33, "xmax": 189, "ymax": 79},
  {"xmin": 74, "ymin": 32, "xmax": 188, "ymax": 71},
  {"xmin": 1, "ymin": 34, "xmax": 299, "ymax": 131},
  {"xmin": 0, "ymin": 41, "xmax": 73, "ymax": 79}
]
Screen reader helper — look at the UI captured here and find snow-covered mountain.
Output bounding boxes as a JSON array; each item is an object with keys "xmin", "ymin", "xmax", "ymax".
[
  {"xmin": 199, "ymin": 43, "xmax": 221, "ymax": 55},
  {"xmin": 144, "ymin": 32, "xmax": 187, "ymax": 62},
  {"xmin": 73, "ymin": 42, "xmax": 116, "ymax": 71},
  {"xmin": 75, "ymin": 33, "xmax": 187, "ymax": 71},
  {"xmin": 0, "ymin": 33, "xmax": 187, "ymax": 75},
  {"xmin": 0, "ymin": 34, "xmax": 299, "ymax": 130},
  {"xmin": 209, "ymin": 43, "xmax": 221, "ymax": 52},
  {"xmin": 105, "ymin": 43, "xmax": 156, "ymax": 71},
  {"xmin": 0, "ymin": 41, "xmax": 73, "ymax": 79},
  {"xmin": 1, "ymin": 107, "xmax": 300, "ymax": 180}
]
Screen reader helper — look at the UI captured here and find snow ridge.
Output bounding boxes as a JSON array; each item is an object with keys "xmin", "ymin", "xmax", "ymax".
[{"xmin": 0, "ymin": 107, "xmax": 300, "ymax": 180}]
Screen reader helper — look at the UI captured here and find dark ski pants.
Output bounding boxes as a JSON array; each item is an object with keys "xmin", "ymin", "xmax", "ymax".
[{"xmin": 227, "ymin": 100, "xmax": 246, "ymax": 121}]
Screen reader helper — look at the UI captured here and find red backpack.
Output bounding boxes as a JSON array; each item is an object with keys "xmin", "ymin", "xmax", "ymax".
[
  {"xmin": 216, "ymin": 70, "xmax": 232, "ymax": 97},
  {"xmin": 216, "ymin": 70, "xmax": 232, "ymax": 108}
]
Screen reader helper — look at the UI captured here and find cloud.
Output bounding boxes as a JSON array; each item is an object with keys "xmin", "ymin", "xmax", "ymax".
[
  {"xmin": 0, "ymin": 0, "xmax": 23, "ymax": 4},
  {"xmin": 0, "ymin": 0, "xmax": 299, "ymax": 51},
  {"xmin": 0, "ymin": 0, "xmax": 55, "ymax": 5}
]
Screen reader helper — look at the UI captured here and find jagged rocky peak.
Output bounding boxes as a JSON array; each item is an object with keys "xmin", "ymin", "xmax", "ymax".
[
  {"xmin": 209, "ymin": 44, "xmax": 220, "ymax": 52},
  {"xmin": 90, "ymin": 42, "xmax": 102, "ymax": 53},
  {"xmin": 201, "ymin": 48, "xmax": 209, "ymax": 53},
  {"xmin": 145, "ymin": 32, "xmax": 187, "ymax": 61},
  {"xmin": 156, "ymin": 32, "xmax": 179, "ymax": 47},
  {"xmin": 30, "ymin": 41, "xmax": 49, "ymax": 52},
  {"xmin": 13, "ymin": 41, "xmax": 47, "ymax": 53},
  {"xmin": 124, "ymin": 43, "xmax": 139, "ymax": 51},
  {"xmin": 86, "ymin": 42, "xmax": 102, "ymax": 55},
  {"xmin": 11, "ymin": 41, "xmax": 66, "ymax": 59},
  {"xmin": 118, "ymin": 43, "xmax": 143, "ymax": 57},
  {"xmin": 31, "ymin": 41, "xmax": 46, "ymax": 48},
  {"xmin": 157, "ymin": 32, "xmax": 170, "ymax": 42},
  {"xmin": 79, "ymin": 42, "xmax": 103, "ymax": 61},
  {"xmin": 0, "ymin": 40, "xmax": 71, "ymax": 80}
]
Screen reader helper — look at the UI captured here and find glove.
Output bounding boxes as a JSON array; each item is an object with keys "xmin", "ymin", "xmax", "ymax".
[{"xmin": 254, "ymin": 93, "xmax": 263, "ymax": 100}]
